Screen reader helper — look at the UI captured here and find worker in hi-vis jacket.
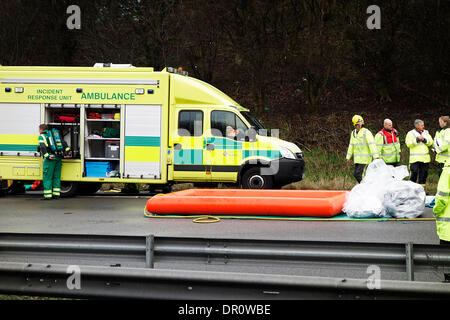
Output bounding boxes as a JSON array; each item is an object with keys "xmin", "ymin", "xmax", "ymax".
[
  {"xmin": 405, "ymin": 119, "xmax": 433, "ymax": 190},
  {"xmin": 433, "ymin": 160, "xmax": 450, "ymax": 245},
  {"xmin": 346, "ymin": 115, "xmax": 380, "ymax": 183},
  {"xmin": 38, "ymin": 124, "xmax": 69, "ymax": 200},
  {"xmin": 375, "ymin": 119, "xmax": 401, "ymax": 166},
  {"xmin": 434, "ymin": 116, "xmax": 450, "ymax": 177}
]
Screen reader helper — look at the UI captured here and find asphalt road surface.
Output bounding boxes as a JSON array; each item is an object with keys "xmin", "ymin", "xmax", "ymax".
[{"xmin": 0, "ymin": 192, "xmax": 439, "ymax": 244}]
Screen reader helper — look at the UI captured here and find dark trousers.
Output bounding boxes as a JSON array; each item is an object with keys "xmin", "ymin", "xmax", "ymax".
[
  {"xmin": 440, "ymin": 240, "xmax": 450, "ymax": 246},
  {"xmin": 409, "ymin": 162, "xmax": 429, "ymax": 185},
  {"xmin": 438, "ymin": 162, "xmax": 445, "ymax": 177},
  {"xmin": 353, "ymin": 164, "xmax": 367, "ymax": 183}
]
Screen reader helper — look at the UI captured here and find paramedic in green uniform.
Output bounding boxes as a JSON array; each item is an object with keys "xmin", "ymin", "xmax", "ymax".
[{"xmin": 38, "ymin": 124, "xmax": 63, "ymax": 200}]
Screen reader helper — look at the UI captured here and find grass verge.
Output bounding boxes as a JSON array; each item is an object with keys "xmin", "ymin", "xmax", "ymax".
[{"xmin": 284, "ymin": 149, "xmax": 439, "ymax": 194}]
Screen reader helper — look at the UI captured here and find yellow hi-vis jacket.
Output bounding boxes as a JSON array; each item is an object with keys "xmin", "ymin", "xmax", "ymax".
[
  {"xmin": 405, "ymin": 129, "xmax": 433, "ymax": 163},
  {"xmin": 433, "ymin": 160, "xmax": 450, "ymax": 241},
  {"xmin": 435, "ymin": 127, "xmax": 450, "ymax": 164},
  {"xmin": 375, "ymin": 129, "xmax": 401, "ymax": 164},
  {"xmin": 346, "ymin": 127, "xmax": 380, "ymax": 164}
]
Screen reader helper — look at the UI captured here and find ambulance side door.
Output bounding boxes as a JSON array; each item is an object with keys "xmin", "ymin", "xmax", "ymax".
[
  {"xmin": 171, "ymin": 108, "xmax": 210, "ymax": 181},
  {"xmin": 206, "ymin": 110, "xmax": 248, "ymax": 182}
]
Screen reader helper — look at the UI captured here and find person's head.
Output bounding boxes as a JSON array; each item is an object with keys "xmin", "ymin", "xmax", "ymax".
[
  {"xmin": 414, "ymin": 119, "xmax": 424, "ymax": 131},
  {"xmin": 439, "ymin": 116, "xmax": 449, "ymax": 128},
  {"xmin": 39, "ymin": 124, "xmax": 47, "ymax": 134},
  {"xmin": 383, "ymin": 119, "xmax": 393, "ymax": 130},
  {"xmin": 226, "ymin": 125, "xmax": 235, "ymax": 137},
  {"xmin": 352, "ymin": 115, "xmax": 364, "ymax": 130}
]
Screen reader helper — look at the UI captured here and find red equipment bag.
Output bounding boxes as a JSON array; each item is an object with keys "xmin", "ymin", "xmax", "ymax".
[
  {"xmin": 88, "ymin": 112, "xmax": 101, "ymax": 119},
  {"xmin": 53, "ymin": 113, "xmax": 80, "ymax": 123}
]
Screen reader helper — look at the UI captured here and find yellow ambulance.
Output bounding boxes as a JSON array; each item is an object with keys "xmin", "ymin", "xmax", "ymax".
[{"xmin": 0, "ymin": 64, "xmax": 305, "ymax": 196}]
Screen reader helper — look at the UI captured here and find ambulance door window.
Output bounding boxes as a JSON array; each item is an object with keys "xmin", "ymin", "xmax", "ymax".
[
  {"xmin": 235, "ymin": 116, "xmax": 248, "ymax": 141},
  {"xmin": 211, "ymin": 111, "xmax": 248, "ymax": 141},
  {"xmin": 178, "ymin": 110, "xmax": 203, "ymax": 136},
  {"xmin": 211, "ymin": 111, "xmax": 234, "ymax": 137},
  {"xmin": 173, "ymin": 110, "xmax": 206, "ymax": 175}
]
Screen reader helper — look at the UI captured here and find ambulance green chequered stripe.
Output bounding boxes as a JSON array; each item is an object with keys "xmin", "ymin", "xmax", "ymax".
[
  {"xmin": 243, "ymin": 150, "xmax": 282, "ymax": 158},
  {"xmin": 174, "ymin": 149, "xmax": 282, "ymax": 165},
  {"xmin": 205, "ymin": 137, "xmax": 242, "ymax": 149},
  {"xmin": 204, "ymin": 138, "xmax": 282, "ymax": 157},
  {"xmin": 125, "ymin": 136, "xmax": 160, "ymax": 147},
  {"xmin": 0, "ymin": 144, "xmax": 38, "ymax": 151},
  {"xmin": 125, "ymin": 136, "xmax": 281, "ymax": 165},
  {"xmin": 174, "ymin": 149, "xmax": 203, "ymax": 165}
]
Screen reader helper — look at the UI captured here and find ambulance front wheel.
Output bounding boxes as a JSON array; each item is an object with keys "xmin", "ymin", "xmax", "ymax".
[
  {"xmin": 241, "ymin": 167, "xmax": 274, "ymax": 189},
  {"xmin": 60, "ymin": 181, "xmax": 79, "ymax": 197}
]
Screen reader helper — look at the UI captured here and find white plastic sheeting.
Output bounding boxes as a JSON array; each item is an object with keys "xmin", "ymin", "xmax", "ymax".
[
  {"xmin": 383, "ymin": 181, "xmax": 426, "ymax": 218},
  {"xmin": 343, "ymin": 159, "xmax": 425, "ymax": 219}
]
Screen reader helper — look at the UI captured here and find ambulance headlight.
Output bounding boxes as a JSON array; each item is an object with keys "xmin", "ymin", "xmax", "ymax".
[{"xmin": 279, "ymin": 146, "xmax": 296, "ymax": 159}]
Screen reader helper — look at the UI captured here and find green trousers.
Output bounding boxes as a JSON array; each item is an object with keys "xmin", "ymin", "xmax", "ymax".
[{"xmin": 43, "ymin": 157, "xmax": 62, "ymax": 198}]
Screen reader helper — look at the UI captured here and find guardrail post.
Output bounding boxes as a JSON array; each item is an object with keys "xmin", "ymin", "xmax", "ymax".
[
  {"xmin": 405, "ymin": 242, "xmax": 414, "ymax": 281},
  {"xmin": 146, "ymin": 235, "xmax": 154, "ymax": 268}
]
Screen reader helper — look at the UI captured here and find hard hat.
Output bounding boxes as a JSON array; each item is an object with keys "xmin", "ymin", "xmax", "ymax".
[{"xmin": 352, "ymin": 115, "xmax": 364, "ymax": 127}]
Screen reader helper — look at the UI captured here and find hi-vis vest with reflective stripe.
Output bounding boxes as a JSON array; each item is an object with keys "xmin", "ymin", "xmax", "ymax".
[
  {"xmin": 433, "ymin": 161, "xmax": 450, "ymax": 241},
  {"xmin": 38, "ymin": 131, "xmax": 54, "ymax": 160},
  {"xmin": 405, "ymin": 129, "xmax": 433, "ymax": 163},
  {"xmin": 346, "ymin": 127, "xmax": 379, "ymax": 164},
  {"xmin": 435, "ymin": 127, "xmax": 450, "ymax": 164},
  {"xmin": 375, "ymin": 129, "xmax": 401, "ymax": 164}
]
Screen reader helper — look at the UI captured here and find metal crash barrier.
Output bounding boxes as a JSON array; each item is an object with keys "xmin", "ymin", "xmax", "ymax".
[{"xmin": 0, "ymin": 233, "xmax": 450, "ymax": 299}]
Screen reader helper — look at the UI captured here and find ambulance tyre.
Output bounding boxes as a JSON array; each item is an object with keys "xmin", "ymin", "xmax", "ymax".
[
  {"xmin": 60, "ymin": 181, "xmax": 79, "ymax": 198},
  {"xmin": 77, "ymin": 182, "xmax": 102, "ymax": 195},
  {"xmin": 241, "ymin": 167, "xmax": 274, "ymax": 189}
]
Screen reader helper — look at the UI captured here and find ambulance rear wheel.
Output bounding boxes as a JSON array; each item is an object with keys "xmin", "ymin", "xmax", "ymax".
[
  {"xmin": 60, "ymin": 182, "xmax": 79, "ymax": 198},
  {"xmin": 241, "ymin": 167, "xmax": 273, "ymax": 189}
]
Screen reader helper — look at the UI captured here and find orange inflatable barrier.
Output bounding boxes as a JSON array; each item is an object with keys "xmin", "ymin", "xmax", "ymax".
[{"xmin": 145, "ymin": 189, "xmax": 348, "ymax": 218}]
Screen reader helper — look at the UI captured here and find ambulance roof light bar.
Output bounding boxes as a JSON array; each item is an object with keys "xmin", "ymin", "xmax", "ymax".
[
  {"xmin": 165, "ymin": 67, "xmax": 188, "ymax": 76},
  {"xmin": 93, "ymin": 63, "xmax": 136, "ymax": 68}
]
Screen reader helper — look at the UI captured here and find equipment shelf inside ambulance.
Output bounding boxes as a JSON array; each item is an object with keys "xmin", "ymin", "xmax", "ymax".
[{"xmin": 84, "ymin": 104, "xmax": 121, "ymax": 178}]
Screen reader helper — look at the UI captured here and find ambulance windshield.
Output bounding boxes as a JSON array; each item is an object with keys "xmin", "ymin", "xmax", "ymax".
[{"xmin": 241, "ymin": 111, "xmax": 265, "ymax": 130}]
